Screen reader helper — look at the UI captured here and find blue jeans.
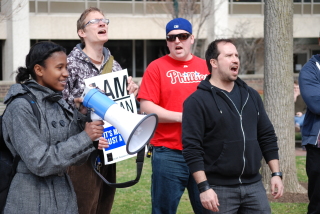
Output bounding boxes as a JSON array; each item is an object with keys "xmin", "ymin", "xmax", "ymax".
[
  {"xmin": 295, "ymin": 114, "xmax": 305, "ymax": 127},
  {"xmin": 151, "ymin": 146, "xmax": 202, "ymax": 214},
  {"xmin": 203, "ymin": 181, "xmax": 271, "ymax": 214}
]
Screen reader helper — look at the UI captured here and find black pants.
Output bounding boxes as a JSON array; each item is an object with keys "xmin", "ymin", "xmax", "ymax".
[{"xmin": 305, "ymin": 145, "xmax": 320, "ymax": 214}]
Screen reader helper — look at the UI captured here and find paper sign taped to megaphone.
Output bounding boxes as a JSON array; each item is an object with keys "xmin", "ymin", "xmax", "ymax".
[
  {"xmin": 83, "ymin": 69, "xmax": 140, "ymax": 165},
  {"xmin": 82, "ymin": 87, "xmax": 157, "ymax": 157}
]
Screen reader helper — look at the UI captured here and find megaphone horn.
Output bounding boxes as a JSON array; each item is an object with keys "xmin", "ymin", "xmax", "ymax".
[{"xmin": 82, "ymin": 88, "xmax": 158, "ymax": 154}]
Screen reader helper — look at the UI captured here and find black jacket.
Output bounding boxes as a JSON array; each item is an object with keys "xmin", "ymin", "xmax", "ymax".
[{"xmin": 182, "ymin": 76, "xmax": 279, "ymax": 186}]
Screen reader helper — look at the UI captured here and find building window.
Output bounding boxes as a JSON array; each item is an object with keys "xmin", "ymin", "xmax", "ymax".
[
  {"xmin": 29, "ymin": 0, "xmax": 201, "ymax": 15},
  {"xmin": 293, "ymin": 53, "xmax": 308, "ymax": 73},
  {"xmin": 230, "ymin": 0, "xmax": 262, "ymax": 2},
  {"xmin": 107, "ymin": 40, "xmax": 133, "ymax": 75},
  {"xmin": 312, "ymin": 49, "xmax": 320, "ymax": 55},
  {"xmin": 30, "ymin": 39, "xmax": 167, "ymax": 78},
  {"xmin": 0, "ymin": 40, "xmax": 2, "ymax": 80},
  {"xmin": 229, "ymin": 0, "xmax": 320, "ymax": 15}
]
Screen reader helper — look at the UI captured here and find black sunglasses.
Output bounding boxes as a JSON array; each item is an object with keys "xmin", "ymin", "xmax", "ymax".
[{"xmin": 166, "ymin": 33, "xmax": 191, "ymax": 42}]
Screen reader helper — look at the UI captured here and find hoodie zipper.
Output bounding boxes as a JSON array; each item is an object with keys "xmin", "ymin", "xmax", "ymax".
[{"xmin": 221, "ymin": 91, "xmax": 249, "ymax": 184}]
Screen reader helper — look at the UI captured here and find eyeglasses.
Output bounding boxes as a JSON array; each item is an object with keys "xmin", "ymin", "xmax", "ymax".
[
  {"xmin": 83, "ymin": 18, "xmax": 110, "ymax": 28},
  {"xmin": 166, "ymin": 33, "xmax": 191, "ymax": 42}
]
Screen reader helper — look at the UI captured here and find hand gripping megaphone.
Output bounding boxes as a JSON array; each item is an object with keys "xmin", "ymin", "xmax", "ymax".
[{"xmin": 82, "ymin": 87, "xmax": 158, "ymax": 155}]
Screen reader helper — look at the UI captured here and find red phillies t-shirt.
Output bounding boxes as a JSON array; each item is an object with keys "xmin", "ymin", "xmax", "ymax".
[{"xmin": 138, "ymin": 55, "xmax": 208, "ymax": 150}]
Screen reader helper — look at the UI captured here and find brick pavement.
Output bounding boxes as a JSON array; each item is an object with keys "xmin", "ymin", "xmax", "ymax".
[{"xmin": 295, "ymin": 147, "xmax": 306, "ymax": 156}]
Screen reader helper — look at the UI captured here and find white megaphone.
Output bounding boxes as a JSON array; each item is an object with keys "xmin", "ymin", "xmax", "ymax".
[{"xmin": 82, "ymin": 87, "xmax": 158, "ymax": 155}]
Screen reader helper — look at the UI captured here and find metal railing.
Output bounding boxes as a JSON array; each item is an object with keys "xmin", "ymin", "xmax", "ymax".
[
  {"xmin": 29, "ymin": 0, "xmax": 201, "ymax": 15},
  {"xmin": 229, "ymin": 0, "xmax": 320, "ymax": 15}
]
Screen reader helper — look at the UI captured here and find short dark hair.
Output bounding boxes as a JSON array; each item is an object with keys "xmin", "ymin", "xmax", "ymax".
[
  {"xmin": 205, "ymin": 39, "xmax": 235, "ymax": 74},
  {"xmin": 16, "ymin": 41, "xmax": 66, "ymax": 83},
  {"xmin": 77, "ymin": 7, "xmax": 105, "ymax": 44}
]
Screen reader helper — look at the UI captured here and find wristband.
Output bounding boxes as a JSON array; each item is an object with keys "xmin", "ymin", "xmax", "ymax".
[
  {"xmin": 271, "ymin": 172, "xmax": 283, "ymax": 180},
  {"xmin": 197, "ymin": 180, "xmax": 211, "ymax": 193}
]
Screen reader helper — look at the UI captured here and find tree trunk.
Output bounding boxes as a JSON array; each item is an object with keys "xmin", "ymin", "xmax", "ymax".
[{"xmin": 262, "ymin": 0, "xmax": 307, "ymax": 193}]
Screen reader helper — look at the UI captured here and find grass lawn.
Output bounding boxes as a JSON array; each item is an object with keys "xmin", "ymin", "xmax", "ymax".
[
  {"xmin": 111, "ymin": 156, "xmax": 308, "ymax": 214},
  {"xmin": 269, "ymin": 155, "xmax": 308, "ymax": 214}
]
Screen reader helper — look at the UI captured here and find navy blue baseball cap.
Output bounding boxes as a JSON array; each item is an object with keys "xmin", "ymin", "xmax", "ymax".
[{"xmin": 166, "ymin": 18, "xmax": 192, "ymax": 35}]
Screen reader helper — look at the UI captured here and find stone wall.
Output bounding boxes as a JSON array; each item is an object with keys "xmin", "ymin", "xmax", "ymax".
[
  {"xmin": 0, "ymin": 81, "xmax": 14, "ymax": 101},
  {"xmin": 135, "ymin": 75, "xmax": 267, "ymax": 95},
  {"xmin": 0, "ymin": 74, "xmax": 299, "ymax": 101},
  {"xmin": 239, "ymin": 74, "xmax": 264, "ymax": 94}
]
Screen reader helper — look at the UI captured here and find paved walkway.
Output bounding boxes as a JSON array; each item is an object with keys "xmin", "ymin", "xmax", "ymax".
[{"xmin": 295, "ymin": 147, "xmax": 306, "ymax": 156}]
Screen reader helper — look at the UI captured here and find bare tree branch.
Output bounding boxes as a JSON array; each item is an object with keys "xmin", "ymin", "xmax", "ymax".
[
  {"xmin": 148, "ymin": 0, "xmax": 223, "ymax": 57},
  {"xmin": 230, "ymin": 20, "xmax": 264, "ymax": 74},
  {"xmin": 0, "ymin": 0, "xmax": 27, "ymax": 23}
]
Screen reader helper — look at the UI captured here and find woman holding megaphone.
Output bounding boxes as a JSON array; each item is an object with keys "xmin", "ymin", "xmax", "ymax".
[{"xmin": 2, "ymin": 41, "xmax": 109, "ymax": 213}]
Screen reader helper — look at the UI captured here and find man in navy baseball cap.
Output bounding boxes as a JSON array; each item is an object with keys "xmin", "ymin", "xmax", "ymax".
[
  {"xmin": 166, "ymin": 17, "xmax": 192, "ymax": 35},
  {"xmin": 164, "ymin": 17, "xmax": 195, "ymax": 61}
]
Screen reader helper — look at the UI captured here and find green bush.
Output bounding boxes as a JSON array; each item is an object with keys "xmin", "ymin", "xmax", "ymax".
[{"xmin": 295, "ymin": 132, "xmax": 302, "ymax": 141}]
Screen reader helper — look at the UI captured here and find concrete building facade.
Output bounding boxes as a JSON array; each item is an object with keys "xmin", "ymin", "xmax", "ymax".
[{"xmin": 0, "ymin": 0, "xmax": 319, "ymax": 90}]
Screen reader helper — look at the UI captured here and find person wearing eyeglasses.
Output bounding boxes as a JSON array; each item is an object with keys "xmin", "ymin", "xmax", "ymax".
[
  {"xmin": 62, "ymin": 7, "xmax": 138, "ymax": 214},
  {"xmin": 138, "ymin": 18, "xmax": 209, "ymax": 214}
]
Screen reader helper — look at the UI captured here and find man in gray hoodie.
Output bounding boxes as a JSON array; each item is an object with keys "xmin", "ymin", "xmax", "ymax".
[{"xmin": 63, "ymin": 7, "xmax": 138, "ymax": 214}]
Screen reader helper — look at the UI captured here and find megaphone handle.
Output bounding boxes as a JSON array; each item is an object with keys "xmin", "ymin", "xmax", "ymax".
[
  {"xmin": 87, "ymin": 109, "xmax": 93, "ymax": 122},
  {"xmin": 90, "ymin": 148, "xmax": 145, "ymax": 188},
  {"xmin": 86, "ymin": 109, "xmax": 104, "ymax": 142}
]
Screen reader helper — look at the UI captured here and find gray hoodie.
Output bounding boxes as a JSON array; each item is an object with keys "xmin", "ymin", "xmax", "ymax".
[{"xmin": 2, "ymin": 80, "xmax": 94, "ymax": 214}]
